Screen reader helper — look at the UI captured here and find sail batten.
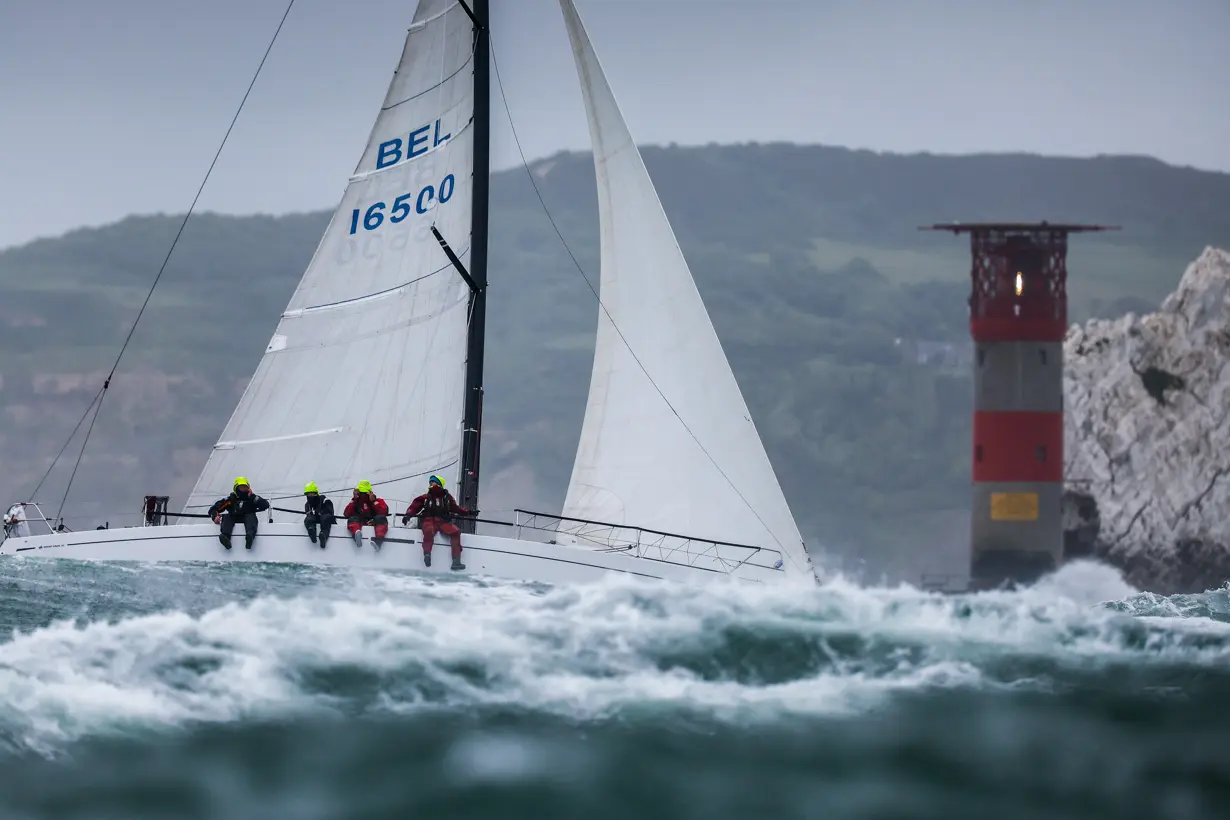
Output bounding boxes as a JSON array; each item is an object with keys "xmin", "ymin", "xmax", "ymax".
[
  {"xmin": 185, "ymin": 0, "xmax": 478, "ymax": 512},
  {"xmin": 557, "ymin": 0, "xmax": 812, "ymax": 576},
  {"xmin": 284, "ymin": 249, "xmax": 469, "ymax": 318}
]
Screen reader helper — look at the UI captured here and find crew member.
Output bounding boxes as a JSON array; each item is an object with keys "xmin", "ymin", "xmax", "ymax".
[
  {"xmin": 207, "ymin": 477, "xmax": 270, "ymax": 550},
  {"xmin": 303, "ymin": 482, "xmax": 335, "ymax": 548},
  {"xmin": 344, "ymin": 480, "xmax": 389, "ymax": 547},
  {"xmin": 402, "ymin": 475, "xmax": 473, "ymax": 570},
  {"xmin": 3, "ymin": 503, "xmax": 30, "ymax": 539}
]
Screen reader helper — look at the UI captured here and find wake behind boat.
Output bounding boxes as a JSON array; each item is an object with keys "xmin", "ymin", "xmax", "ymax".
[{"xmin": 1, "ymin": 0, "xmax": 815, "ymax": 586}]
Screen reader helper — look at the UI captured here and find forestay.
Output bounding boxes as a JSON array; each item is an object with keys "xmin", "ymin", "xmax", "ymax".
[
  {"xmin": 186, "ymin": 0, "xmax": 477, "ymax": 513},
  {"xmin": 556, "ymin": 0, "xmax": 812, "ymax": 576}
]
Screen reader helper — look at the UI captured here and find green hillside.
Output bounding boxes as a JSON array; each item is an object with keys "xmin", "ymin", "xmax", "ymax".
[{"xmin": 3, "ymin": 143, "xmax": 1228, "ymax": 581}]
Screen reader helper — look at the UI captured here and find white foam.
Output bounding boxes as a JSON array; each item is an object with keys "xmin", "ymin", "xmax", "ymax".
[
  {"xmin": 0, "ymin": 566, "xmax": 1222, "ymax": 754},
  {"xmin": 1028, "ymin": 560, "xmax": 1139, "ymax": 605}
]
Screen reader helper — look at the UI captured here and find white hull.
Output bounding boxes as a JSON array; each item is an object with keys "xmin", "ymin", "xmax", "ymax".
[{"xmin": 0, "ymin": 522, "xmax": 791, "ymax": 586}]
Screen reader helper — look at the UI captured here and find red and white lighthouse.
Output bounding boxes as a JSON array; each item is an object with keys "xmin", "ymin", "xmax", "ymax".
[{"xmin": 924, "ymin": 222, "xmax": 1115, "ymax": 589}]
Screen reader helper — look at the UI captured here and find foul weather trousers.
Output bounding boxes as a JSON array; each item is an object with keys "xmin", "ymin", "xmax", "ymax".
[
  {"xmin": 348, "ymin": 514, "xmax": 388, "ymax": 540},
  {"xmin": 421, "ymin": 517, "xmax": 462, "ymax": 560},
  {"xmin": 305, "ymin": 512, "xmax": 335, "ymax": 546},
  {"xmin": 220, "ymin": 511, "xmax": 258, "ymax": 548}
]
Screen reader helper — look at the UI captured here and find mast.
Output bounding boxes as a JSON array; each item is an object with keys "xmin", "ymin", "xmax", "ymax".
[{"xmin": 459, "ymin": 0, "xmax": 490, "ymax": 528}]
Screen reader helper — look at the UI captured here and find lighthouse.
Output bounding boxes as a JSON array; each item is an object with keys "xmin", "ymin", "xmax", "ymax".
[{"xmin": 923, "ymin": 222, "xmax": 1115, "ymax": 590}]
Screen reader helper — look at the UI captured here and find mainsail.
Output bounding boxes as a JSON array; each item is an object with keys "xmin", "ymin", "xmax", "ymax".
[
  {"xmin": 557, "ymin": 0, "xmax": 812, "ymax": 575},
  {"xmin": 186, "ymin": 0, "xmax": 479, "ymax": 513}
]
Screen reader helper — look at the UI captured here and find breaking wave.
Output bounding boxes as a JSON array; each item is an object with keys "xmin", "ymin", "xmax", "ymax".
[
  {"xmin": 2, "ymin": 558, "xmax": 1229, "ymax": 818},
  {"xmin": 1, "ymin": 558, "xmax": 1227, "ymax": 759}
]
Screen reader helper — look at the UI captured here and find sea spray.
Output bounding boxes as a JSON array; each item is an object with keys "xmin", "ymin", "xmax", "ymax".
[{"xmin": 1, "ymin": 557, "xmax": 1227, "ymax": 817}]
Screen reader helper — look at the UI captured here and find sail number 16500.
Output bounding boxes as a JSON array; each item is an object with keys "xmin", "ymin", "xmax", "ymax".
[{"xmin": 348, "ymin": 174, "xmax": 456, "ymax": 235}]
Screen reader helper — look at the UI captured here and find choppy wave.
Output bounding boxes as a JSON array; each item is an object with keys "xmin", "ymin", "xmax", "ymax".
[
  {"xmin": 0, "ymin": 558, "xmax": 1226, "ymax": 752},
  {"xmin": 1, "ymin": 557, "xmax": 1228, "ymax": 818}
]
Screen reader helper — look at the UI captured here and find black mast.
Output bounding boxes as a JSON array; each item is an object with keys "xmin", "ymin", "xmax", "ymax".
[{"xmin": 458, "ymin": 0, "xmax": 489, "ymax": 531}]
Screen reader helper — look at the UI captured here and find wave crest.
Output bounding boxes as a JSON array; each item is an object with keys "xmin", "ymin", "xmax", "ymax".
[{"xmin": 1, "ymin": 559, "xmax": 1227, "ymax": 755}]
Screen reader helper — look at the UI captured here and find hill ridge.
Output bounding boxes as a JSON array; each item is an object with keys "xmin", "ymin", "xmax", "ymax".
[{"xmin": 3, "ymin": 142, "xmax": 1229, "ymax": 582}]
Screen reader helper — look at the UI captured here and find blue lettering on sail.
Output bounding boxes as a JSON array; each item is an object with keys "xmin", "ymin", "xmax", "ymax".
[
  {"xmin": 376, "ymin": 139, "xmax": 402, "ymax": 169},
  {"xmin": 347, "ymin": 174, "xmax": 457, "ymax": 235},
  {"xmin": 415, "ymin": 185, "xmax": 435, "ymax": 214},
  {"xmin": 375, "ymin": 119, "xmax": 451, "ymax": 170},
  {"xmin": 408, "ymin": 125, "xmax": 431, "ymax": 159}
]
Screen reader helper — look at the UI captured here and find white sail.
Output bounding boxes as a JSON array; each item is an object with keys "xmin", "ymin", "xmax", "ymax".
[
  {"xmin": 186, "ymin": 0, "xmax": 477, "ymax": 513},
  {"xmin": 557, "ymin": 0, "xmax": 811, "ymax": 576}
]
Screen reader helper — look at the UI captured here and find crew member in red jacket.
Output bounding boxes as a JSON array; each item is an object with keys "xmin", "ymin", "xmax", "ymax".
[
  {"xmin": 344, "ymin": 480, "xmax": 389, "ymax": 547},
  {"xmin": 402, "ymin": 475, "xmax": 473, "ymax": 571}
]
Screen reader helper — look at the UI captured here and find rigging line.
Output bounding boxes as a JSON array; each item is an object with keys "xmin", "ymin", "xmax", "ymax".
[
  {"xmin": 110, "ymin": 0, "xmax": 297, "ymax": 386},
  {"xmin": 48, "ymin": 0, "xmax": 298, "ymax": 516},
  {"xmin": 181, "ymin": 462, "xmax": 461, "ymax": 508},
  {"xmin": 487, "ymin": 36, "xmax": 792, "ymax": 559},
  {"xmin": 26, "ymin": 386, "xmax": 105, "ymax": 502},
  {"xmin": 54, "ymin": 388, "xmax": 108, "ymax": 525}
]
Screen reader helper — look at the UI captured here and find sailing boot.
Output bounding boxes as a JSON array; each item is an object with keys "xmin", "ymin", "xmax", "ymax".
[
  {"xmin": 372, "ymin": 536, "xmax": 384, "ymax": 550},
  {"xmin": 352, "ymin": 530, "xmax": 363, "ymax": 547},
  {"xmin": 423, "ymin": 549, "xmax": 432, "ymax": 567},
  {"xmin": 219, "ymin": 533, "xmax": 232, "ymax": 550},
  {"xmin": 245, "ymin": 535, "xmax": 255, "ymax": 550},
  {"xmin": 307, "ymin": 525, "xmax": 317, "ymax": 544},
  {"xmin": 450, "ymin": 558, "xmax": 466, "ymax": 571},
  {"xmin": 319, "ymin": 534, "xmax": 328, "ymax": 550}
]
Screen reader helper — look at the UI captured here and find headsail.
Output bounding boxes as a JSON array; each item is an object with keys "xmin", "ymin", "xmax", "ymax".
[
  {"xmin": 557, "ymin": 0, "xmax": 812, "ymax": 576},
  {"xmin": 186, "ymin": 0, "xmax": 479, "ymax": 513}
]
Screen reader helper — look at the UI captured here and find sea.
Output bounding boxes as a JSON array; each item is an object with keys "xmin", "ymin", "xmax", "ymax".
[{"xmin": 0, "ymin": 557, "xmax": 1226, "ymax": 819}]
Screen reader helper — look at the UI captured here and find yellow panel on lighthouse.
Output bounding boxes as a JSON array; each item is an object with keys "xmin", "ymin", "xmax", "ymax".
[{"xmin": 990, "ymin": 492, "xmax": 1039, "ymax": 521}]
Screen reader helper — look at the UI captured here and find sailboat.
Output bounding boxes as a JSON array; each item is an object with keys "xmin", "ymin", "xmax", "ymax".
[{"xmin": 1, "ymin": 0, "xmax": 815, "ymax": 586}]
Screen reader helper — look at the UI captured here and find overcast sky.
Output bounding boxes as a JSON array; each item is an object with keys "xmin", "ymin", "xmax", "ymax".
[{"xmin": 1, "ymin": 0, "xmax": 1227, "ymax": 250}]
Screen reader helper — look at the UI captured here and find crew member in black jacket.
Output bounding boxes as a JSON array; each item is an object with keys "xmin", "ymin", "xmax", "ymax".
[
  {"xmin": 302, "ymin": 481, "xmax": 335, "ymax": 548},
  {"xmin": 207, "ymin": 476, "xmax": 270, "ymax": 550}
]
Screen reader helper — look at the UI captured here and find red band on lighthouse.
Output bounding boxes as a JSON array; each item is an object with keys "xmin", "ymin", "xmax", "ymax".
[{"xmin": 972, "ymin": 411, "xmax": 1063, "ymax": 483}]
